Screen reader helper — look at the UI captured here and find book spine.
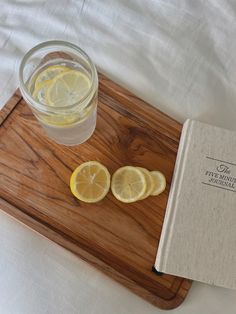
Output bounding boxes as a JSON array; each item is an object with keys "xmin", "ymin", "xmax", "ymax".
[{"xmin": 155, "ymin": 119, "xmax": 194, "ymax": 272}]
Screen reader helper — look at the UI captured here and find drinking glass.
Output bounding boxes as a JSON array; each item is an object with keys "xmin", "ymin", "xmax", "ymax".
[{"xmin": 19, "ymin": 41, "xmax": 98, "ymax": 146}]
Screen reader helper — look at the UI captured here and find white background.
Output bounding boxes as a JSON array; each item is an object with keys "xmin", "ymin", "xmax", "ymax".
[{"xmin": 1, "ymin": 1, "xmax": 236, "ymax": 313}]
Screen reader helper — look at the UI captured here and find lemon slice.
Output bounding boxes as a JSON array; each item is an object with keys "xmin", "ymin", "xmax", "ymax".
[
  {"xmin": 70, "ymin": 161, "xmax": 110, "ymax": 203},
  {"xmin": 150, "ymin": 171, "xmax": 166, "ymax": 196},
  {"xmin": 35, "ymin": 65, "xmax": 70, "ymax": 89},
  {"xmin": 46, "ymin": 70, "xmax": 91, "ymax": 107},
  {"xmin": 111, "ymin": 166, "xmax": 146, "ymax": 203},
  {"xmin": 32, "ymin": 80, "xmax": 53, "ymax": 105},
  {"xmin": 136, "ymin": 167, "xmax": 154, "ymax": 200}
]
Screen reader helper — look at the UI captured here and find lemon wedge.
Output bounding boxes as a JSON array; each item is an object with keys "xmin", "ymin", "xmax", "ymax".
[
  {"xmin": 35, "ymin": 65, "xmax": 70, "ymax": 89},
  {"xmin": 150, "ymin": 171, "xmax": 166, "ymax": 196},
  {"xmin": 111, "ymin": 166, "xmax": 146, "ymax": 203},
  {"xmin": 46, "ymin": 70, "xmax": 91, "ymax": 107},
  {"xmin": 70, "ymin": 161, "xmax": 110, "ymax": 203},
  {"xmin": 136, "ymin": 167, "xmax": 154, "ymax": 200}
]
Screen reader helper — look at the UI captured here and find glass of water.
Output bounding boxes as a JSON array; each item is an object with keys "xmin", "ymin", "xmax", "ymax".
[{"xmin": 19, "ymin": 41, "xmax": 98, "ymax": 146}]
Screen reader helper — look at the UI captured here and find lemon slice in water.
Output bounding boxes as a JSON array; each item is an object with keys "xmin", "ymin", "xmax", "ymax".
[
  {"xmin": 46, "ymin": 70, "xmax": 91, "ymax": 107},
  {"xmin": 32, "ymin": 80, "xmax": 53, "ymax": 105},
  {"xmin": 35, "ymin": 65, "xmax": 70, "ymax": 89}
]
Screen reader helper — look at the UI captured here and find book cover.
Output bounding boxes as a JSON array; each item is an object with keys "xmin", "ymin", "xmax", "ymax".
[{"xmin": 155, "ymin": 119, "xmax": 236, "ymax": 289}]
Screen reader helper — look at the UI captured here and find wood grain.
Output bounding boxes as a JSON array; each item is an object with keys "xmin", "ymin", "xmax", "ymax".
[{"xmin": 0, "ymin": 73, "xmax": 191, "ymax": 310}]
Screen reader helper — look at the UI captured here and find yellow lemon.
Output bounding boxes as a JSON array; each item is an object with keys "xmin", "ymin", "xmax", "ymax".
[
  {"xmin": 34, "ymin": 65, "xmax": 70, "ymax": 89},
  {"xmin": 32, "ymin": 80, "xmax": 53, "ymax": 105},
  {"xmin": 136, "ymin": 167, "xmax": 154, "ymax": 200},
  {"xmin": 46, "ymin": 70, "xmax": 91, "ymax": 107},
  {"xmin": 111, "ymin": 166, "xmax": 146, "ymax": 203},
  {"xmin": 150, "ymin": 171, "xmax": 166, "ymax": 196},
  {"xmin": 70, "ymin": 161, "xmax": 110, "ymax": 203}
]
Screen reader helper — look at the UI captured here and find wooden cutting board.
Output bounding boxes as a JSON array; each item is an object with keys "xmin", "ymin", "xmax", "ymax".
[{"xmin": 0, "ymin": 74, "xmax": 191, "ymax": 310}]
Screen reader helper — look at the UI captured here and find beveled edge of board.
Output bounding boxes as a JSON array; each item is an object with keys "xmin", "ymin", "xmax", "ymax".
[
  {"xmin": 0, "ymin": 88, "xmax": 22, "ymax": 125},
  {"xmin": 0, "ymin": 199, "xmax": 192, "ymax": 310}
]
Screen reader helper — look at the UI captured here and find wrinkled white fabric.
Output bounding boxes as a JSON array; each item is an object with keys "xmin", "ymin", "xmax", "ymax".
[
  {"xmin": 1, "ymin": 1, "xmax": 236, "ymax": 313},
  {"xmin": 1, "ymin": 0, "xmax": 236, "ymax": 128}
]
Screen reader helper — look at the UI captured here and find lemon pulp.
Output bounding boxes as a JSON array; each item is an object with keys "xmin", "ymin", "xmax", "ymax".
[
  {"xmin": 150, "ymin": 171, "xmax": 166, "ymax": 195},
  {"xmin": 136, "ymin": 167, "xmax": 154, "ymax": 200},
  {"xmin": 70, "ymin": 161, "xmax": 110, "ymax": 203},
  {"xmin": 111, "ymin": 166, "xmax": 146, "ymax": 203}
]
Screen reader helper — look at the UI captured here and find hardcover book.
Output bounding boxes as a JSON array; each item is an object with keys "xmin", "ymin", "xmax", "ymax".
[{"xmin": 155, "ymin": 119, "xmax": 236, "ymax": 289}]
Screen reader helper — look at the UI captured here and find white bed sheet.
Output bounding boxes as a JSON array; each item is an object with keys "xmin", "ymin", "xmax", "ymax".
[{"xmin": 1, "ymin": 1, "xmax": 236, "ymax": 313}]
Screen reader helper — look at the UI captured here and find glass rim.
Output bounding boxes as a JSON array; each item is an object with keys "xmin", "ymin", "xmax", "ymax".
[{"xmin": 19, "ymin": 40, "xmax": 98, "ymax": 112}]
